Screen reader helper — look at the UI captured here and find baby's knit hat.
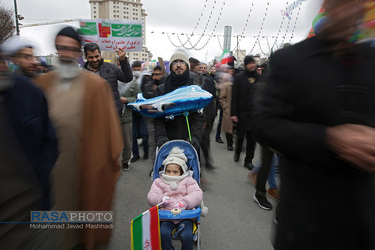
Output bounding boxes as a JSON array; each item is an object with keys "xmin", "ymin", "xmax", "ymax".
[{"xmin": 162, "ymin": 147, "xmax": 188, "ymax": 174}]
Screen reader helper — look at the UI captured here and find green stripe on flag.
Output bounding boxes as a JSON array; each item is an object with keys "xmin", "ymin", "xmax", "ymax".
[{"xmin": 131, "ymin": 214, "xmax": 143, "ymax": 250}]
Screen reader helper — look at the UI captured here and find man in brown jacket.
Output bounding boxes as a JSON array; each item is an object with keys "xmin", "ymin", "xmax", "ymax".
[{"xmin": 34, "ymin": 26, "xmax": 123, "ymax": 250}]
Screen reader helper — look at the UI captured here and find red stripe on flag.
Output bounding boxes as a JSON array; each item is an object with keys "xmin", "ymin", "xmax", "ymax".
[
  {"xmin": 149, "ymin": 206, "xmax": 161, "ymax": 249},
  {"xmin": 221, "ymin": 57, "xmax": 234, "ymax": 64}
]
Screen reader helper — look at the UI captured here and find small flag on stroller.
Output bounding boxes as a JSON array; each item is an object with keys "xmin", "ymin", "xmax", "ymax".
[{"xmin": 131, "ymin": 205, "xmax": 161, "ymax": 250}]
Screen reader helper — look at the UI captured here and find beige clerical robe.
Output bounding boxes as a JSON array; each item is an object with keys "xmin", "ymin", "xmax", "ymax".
[{"xmin": 34, "ymin": 70, "xmax": 123, "ymax": 250}]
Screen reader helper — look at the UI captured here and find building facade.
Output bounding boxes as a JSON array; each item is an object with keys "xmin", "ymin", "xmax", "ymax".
[{"xmin": 89, "ymin": 0, "xmax": 152, "ymax": 62}]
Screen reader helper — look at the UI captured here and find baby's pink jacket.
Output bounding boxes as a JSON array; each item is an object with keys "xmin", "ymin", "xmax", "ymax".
[{"xmin": 147, "ymin": 176, "xmax": 203, "ymax": 221}]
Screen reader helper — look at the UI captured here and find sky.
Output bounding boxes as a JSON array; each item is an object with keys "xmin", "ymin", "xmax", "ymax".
[{"xmin": 2, "ymin": 0, "xmax": 324, "ymax": 62}]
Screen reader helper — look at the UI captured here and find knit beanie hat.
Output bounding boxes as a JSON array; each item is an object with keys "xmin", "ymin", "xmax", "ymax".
[
  {"xmin": 56, "ymin": 26, "xmax": 81, "ymax": 46},
  {"xmin": 169, "ymin": 51, "xmax": 190, "ymax": 71},
  {"xmin": 244, "ymin": 55, "xmax": 255, "ymax": 66},
  {"xmin": 162, "ymin": 147, "xmax": 188, "ymax": 174}
]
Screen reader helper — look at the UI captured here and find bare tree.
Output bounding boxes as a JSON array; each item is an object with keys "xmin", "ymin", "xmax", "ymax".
[{"xmin": 0, "ymin": 4, "xmax": 15, "ymax": 44}]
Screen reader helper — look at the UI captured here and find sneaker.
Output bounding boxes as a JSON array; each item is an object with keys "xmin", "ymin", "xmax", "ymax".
[
  {"xmin": 122, "ymin": 163, "xmax": 129, "ymax": 171},
  {"xmin": 267, "ymin": 188, "xmax": 280, "ymax": 201},
  {"xmin": 253, "ymin": 193, "xmax": 273, "ymax": 210},
  {"xmin": 215, "ymin": 138, "xmax": 224, "ymax": 144},
  {"xmin": 171, "ymin": 223, "xmax": 185, "ymax": 239},
  {"xmin": 244, "ymin": 162, "xmax": 255, "ymax": 171},
  {"xmin": 130, "ymin": 156, "xmax": 140, "ymax": 163},
  {"xmin": 205, "ymin": 161, "xmax": 217, "ymax": 170}
]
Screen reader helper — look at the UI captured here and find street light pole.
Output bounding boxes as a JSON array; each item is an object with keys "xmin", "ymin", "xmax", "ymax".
[
  {"xmin": 236, "ymin": 35, "xmax": 239, "ymax": 67},
  {"xmin": 14, "ymin": 0, "xmax": 20, "ymax": 35}
]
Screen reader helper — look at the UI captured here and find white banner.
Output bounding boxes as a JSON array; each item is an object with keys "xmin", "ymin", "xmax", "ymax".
[{"xmin": 79, "ymin": 19, "xmax": 143, "ymax": 52}]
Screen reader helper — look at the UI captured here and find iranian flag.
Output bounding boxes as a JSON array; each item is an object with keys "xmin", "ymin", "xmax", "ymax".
[
  {"xmin": 131, "ymin": 205, "xmax": 161, "ymax": 250},
  {"xmin": 220, "ymin": 50, "xmax": 234, "ymax": 64}
]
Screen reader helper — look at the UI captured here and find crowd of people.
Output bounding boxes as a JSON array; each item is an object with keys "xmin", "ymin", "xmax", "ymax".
[{"xmin": 1, "ymin": 0, "xmax": 375, "ymax": 249}]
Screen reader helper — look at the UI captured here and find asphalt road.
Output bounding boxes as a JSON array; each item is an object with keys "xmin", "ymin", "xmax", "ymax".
[{"xmin": 107, "ymin": 122, "xmax": 278, "ymax": 250}]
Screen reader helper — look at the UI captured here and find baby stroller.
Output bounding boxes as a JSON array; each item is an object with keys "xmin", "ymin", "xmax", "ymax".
[{"xmin": 152, "ymin": 140, "xmax": 202, "ymax": 249}]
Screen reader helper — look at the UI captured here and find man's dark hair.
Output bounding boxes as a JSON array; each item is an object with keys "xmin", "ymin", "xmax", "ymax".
[
  {"xmin": 132, "ymin": 61, "xmax": 142, "ymax": 68},
  {"xmin": 83, "ymin": 43, "xmax": 101, "ymax": 56},
  {"xmin": 189, "ymin": 57, "xmax": 200, "ymax": 67},
  {"xmin": 153, "ymin": 65, "xmax": 162, "ymax": 71}
]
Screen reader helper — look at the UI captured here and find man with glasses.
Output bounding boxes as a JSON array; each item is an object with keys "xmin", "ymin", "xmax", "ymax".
[
  {"xmin": 83, "ymin": 42, "xmax": 133, "ymax": 116},
  {"xmin": 1, "ymin": 36, "xmax": 38, "ymax": 78},
  {"xmin": 155, "ymin": 51, "xmax": 203, "ymax": 152},
  {"xmin": 34, "ymin": 26, "xmax": 123, "ymax": 249}
]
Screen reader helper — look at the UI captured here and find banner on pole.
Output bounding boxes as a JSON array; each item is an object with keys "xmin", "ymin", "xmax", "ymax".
[{"xmin": 79, "ymin": 19, "xmax": 143, "ymax": 52}]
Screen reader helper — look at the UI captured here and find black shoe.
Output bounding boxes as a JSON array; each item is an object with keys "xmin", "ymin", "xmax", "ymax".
[
  {"xmin": 144, "ymin": 153, "xmax": 149, "ymax": 160},
  {"xmin": 233, "ymin": 153, "xmax": 239, "ymax": 162},
  {"xmin": 215, "ymin": 138, "xmax": 224, "ymax": 144},
  {"xmin": 205, "ymin": 161, "xmax": 217, "ymax": 170},
  {"xmin": 130, "ymin": 156, "xmax": 140, "ymax": 163},
  {"xmin": 122, "ymin": 163, "xmax": 129, "ymax": 171},
  {"xmin": 253, "ymin": 193, "xmax": 273, "ymax": 210},
  {"xmin": 227, "ymin": 145, "xmax": 233, "ymax": 151},
  {"xmin": 244, "ymin": 162, "xmax": 255, "ymax": 171}
]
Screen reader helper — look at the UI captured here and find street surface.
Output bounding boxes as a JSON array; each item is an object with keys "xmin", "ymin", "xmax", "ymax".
[{"xmin": 107, "ymin": 121, "xmax": 278, "ymax": 250}]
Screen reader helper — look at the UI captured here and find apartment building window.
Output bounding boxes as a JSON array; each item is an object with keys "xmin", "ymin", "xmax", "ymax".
[{"xmin": 93, "ymin": 11, "xmax": 96, "ymax": 13}]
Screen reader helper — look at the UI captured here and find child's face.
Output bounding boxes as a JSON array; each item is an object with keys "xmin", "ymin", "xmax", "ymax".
[{"xmin": 165, "ymin": 164, "xmax": 183, "ymax": 176}]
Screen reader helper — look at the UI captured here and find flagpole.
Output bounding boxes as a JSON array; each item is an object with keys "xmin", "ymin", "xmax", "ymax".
[{"xmin": 142, "ymin": 201, "xmax": 165, "ymax": 215}]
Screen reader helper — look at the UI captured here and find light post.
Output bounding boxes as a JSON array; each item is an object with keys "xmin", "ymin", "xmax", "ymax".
[{"xmin": 13, "ymin": 0, "xmax": 23, "ymax": 35}]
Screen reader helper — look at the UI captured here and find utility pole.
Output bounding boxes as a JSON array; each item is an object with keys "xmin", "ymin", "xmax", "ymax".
[
  {"xmin": 13, "ymin": 0, "xmax": 20, "ymax": 35},
  {"xmin": 223, "ymin": 26, "xmax": 232, "ymax": 52},
  {"xmin": 236, "ymin": 35, "xmax": 239, "ymax": 67}
]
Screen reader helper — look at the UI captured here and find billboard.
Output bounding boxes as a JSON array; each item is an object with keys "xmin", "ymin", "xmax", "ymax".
[{"xmin": 79, "ymin": 19, "xmax": 143, "ymax": 52}]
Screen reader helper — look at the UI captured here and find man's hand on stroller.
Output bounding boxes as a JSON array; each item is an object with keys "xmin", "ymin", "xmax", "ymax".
[
  {"xmin": 173, "ymin": 201, "xmax": 187, "ymax": 210},
  {"xmin": 162, "ymin": 196, "xmax": 171, "ymax": 205}
]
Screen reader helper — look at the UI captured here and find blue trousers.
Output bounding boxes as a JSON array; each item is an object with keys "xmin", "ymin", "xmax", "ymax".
[{"xmin": 160, "ymin": 220, "xmax": 194, "ymax": 250}]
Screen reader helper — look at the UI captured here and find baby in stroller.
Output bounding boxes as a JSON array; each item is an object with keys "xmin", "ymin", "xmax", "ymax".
[{"xmin": 147, "ymin": 146, "xmax": 203, "ymax": 250}]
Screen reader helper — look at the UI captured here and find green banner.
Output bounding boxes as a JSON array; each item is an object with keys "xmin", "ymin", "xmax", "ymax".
[
  {"xmin": 111, "ymin": 24, "xmax": 142, "ymax": 37},
  {"xmin": 79, "ymin": 22, "xmax": 98, "ymax": 36}
]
